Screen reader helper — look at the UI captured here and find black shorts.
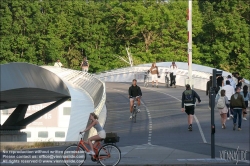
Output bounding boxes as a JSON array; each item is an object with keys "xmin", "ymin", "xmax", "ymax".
[{"xmin": 185, "ymin": 105, "xmax": 195, "ymax": 115}]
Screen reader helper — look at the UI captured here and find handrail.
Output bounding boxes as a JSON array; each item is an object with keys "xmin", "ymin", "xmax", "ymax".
[{"xmin": 42, "ymin": 66, "xmax": 106, "ymax": 140}]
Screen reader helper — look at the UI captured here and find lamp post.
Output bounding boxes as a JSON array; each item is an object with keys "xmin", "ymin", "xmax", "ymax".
[{"xmin": 187, "ymin": 0, "xmax": 193, "ymax": 87}]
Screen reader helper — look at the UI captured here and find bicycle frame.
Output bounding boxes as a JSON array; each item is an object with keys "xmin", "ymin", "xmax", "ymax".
[{"xmin": 77, "ymin": 134, "xmax": 110, "ymax": 160}]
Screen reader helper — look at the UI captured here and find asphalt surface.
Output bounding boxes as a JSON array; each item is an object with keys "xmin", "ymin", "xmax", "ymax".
[
  {"xmin": 1, "ymin": 82, "xmax": 249, "ymax": 166},
  {"xmin": 104, "ymin": 82, "xmax": 249, "ymax": 165}
]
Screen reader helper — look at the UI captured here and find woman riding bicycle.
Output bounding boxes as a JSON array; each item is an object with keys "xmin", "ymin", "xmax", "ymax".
[{"xmin": 80, "ymin": 112, "xmax": 106, "ymax": 155}]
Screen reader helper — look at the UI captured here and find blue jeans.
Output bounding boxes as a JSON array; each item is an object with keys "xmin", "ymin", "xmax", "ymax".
[{"xmin": 233, "ymin": 109, "xmax": 242, "ymax": 128}]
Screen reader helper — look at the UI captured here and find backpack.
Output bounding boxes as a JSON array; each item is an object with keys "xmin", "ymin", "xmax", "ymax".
[
  {"xmin": 217, "ymin": 96, "xmax": 225, "ymax": 109},
  {"xmin": 184, "ymin": 90, "xmax": 193, "ymax": 103}
]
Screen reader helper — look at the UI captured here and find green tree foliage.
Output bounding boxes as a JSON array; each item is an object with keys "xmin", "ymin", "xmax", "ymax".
[{"xmin": 0, "ymin": 0, "xmax": 249, "ymax": 79}]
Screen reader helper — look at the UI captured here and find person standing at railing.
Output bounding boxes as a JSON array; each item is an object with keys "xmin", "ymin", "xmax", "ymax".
[
  {"xmin": 149, "ymin": 62, "xmax": 159, "ymax": 88},
  {"xmin": 54, "ymin": 59, "xmax": 63, "ymax": 67},
  {"xmin": 81, "ymin": 57, "xmax": 89, "ymax": 72},
  {"xmin": 170, "ymin": 61, "xmax": 178, "ymax": 88},
  {"xmin": 240, "ymin": 85, "xmax": 249, "ymax": 121}
]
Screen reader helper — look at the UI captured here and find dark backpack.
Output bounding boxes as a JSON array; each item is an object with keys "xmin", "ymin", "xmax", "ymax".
[{"xmin": 184, "ymin": 90, "xmax": 193, "ymax": 103}]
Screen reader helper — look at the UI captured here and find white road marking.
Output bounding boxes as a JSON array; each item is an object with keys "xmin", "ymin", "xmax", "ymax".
[
  {"xmin": 107, "ymin": 87, "xmax": 153, "ymax": 145},
  {"xmin": 143, "ymin": 87, "xmax": 207, "ymax": 144}
]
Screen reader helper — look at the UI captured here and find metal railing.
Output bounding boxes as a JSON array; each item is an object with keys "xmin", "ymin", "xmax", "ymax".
[{"xmin": 42, "ymin": 66, "xmax": 106, "ymax": 140}]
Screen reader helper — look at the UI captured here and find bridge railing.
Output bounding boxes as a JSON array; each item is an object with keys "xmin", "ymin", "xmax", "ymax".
[
  {"xmin": 95, "ymin": 66, "xmax": 249, "ymax": 92},
  {"xmin": 42, "ymin": 67, "xmax": 106, "ymax": 140}
]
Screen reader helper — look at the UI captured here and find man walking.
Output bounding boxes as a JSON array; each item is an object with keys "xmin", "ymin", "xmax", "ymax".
[
  {"xmin": 230, "ymin": 86, "xmax": 246, "ymax": 131},
  {"xmin": 181, "ymin": 84, "xmax": 201, "ymax": 131},
  {"xmin": 149, "ymin": 62, "xmax": 159, "ymax": 88}
]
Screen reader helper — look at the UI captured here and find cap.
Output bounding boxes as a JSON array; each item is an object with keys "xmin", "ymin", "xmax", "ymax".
[{"xmin": 227, "ymin": 75, "xmax": 231, "ymax": 78}]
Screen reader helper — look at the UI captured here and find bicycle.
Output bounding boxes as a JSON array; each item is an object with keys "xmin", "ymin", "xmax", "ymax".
[
  {"xmin": 144, "ymin": 71, "xmax": 149, "ymax": 87},
  {"xmin": 62, "ymin": 132, "xmax": 121, "ymax": 166},
  {"xmin": 131, "ymin": 99, "xmax": 139, "ymax": 123},
  {"xmin": 165, "ymin": 72, "xmax": 170, "ymax": 88}
]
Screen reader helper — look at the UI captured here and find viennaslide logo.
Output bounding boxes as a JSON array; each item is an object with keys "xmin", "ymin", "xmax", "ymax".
[{"xmin": 219, "ymin": 146, "xmax": 248, "ymax": 165}]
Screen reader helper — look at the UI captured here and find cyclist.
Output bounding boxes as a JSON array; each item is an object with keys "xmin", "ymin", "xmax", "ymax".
[
  {"xmin": 80, "ymin": 112, "xmax": 106, "ymax": 155},
  {"xmin": 128, "ymin": 79, "xmax": 142, "ymax": 119}
]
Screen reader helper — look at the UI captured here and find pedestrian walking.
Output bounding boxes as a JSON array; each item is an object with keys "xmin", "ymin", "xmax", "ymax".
[
  {"xmin": 222, "ymin": 80, "xmax": 235, "ymax": 120},
  {"xmin": 240, "ymin": 85, "xmax": 250, "ymax": 121},
  {"xmin": 224, "ymin": 75, "xmax": 236, "ymax": 89},
  {"xmin": 230, "ymin": 86, "xmax": 246, "ymax": 131},
  {"xmin": 216, "ymin": 74, "xmax": 224, "ymax": 94},
  {"xmin": 216, "ymin": 89, "xmax": 229, "ymax": 129},
  {"xmin": 206, "ymin": 76, "xmax": 212, "ymax": 108},
  {"xmin": 232, "ymin": 72, "xmax": 238, "ymax": 86},
  {"xmin": 181, "ymin": 84, "xmax": 201, "ymax": 131},
  {"xmin": 149, "ymin": 62, "xmax": 159, "ymax": 88}
]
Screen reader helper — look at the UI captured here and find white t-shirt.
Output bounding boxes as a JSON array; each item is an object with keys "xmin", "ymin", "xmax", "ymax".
[
  {"xmin": 170, "ymin": 65, "xmax": 178, "ymax": 75},
  {"xmin": 54, "ymin": 62, "xmax": 63, "ymax": 67},
  {"xmin": 222, "ymin": 85, "xmax": 235, "ymax": 101}
]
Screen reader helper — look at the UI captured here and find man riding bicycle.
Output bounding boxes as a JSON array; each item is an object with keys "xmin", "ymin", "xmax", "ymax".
[{"xmin": 128, "ymin": 79, "xmax": 142, "ymax": 119}]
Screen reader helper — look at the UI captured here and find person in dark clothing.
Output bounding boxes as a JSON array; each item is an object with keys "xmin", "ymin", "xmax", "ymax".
[
  {"xmin": 230, "ymin": 86, "xmax": 246, "ymax": 131},
  {"xmin": 128, "ymin": 79, "xmax": 142, "ymax": 119},
  {"xmin": 181, "ymin": 84, "xmax": 201, "ymax": 131},
  {"xmin": 215, "ymin": 74, "xmax": 224, "ymax": 94},
  {"xmin": 235, "ymin": 72, "xmax": 244, "ymax": 88},
  {"xmin": 206, "ymin": 76, "xmax": 212, "ymax": 108}
]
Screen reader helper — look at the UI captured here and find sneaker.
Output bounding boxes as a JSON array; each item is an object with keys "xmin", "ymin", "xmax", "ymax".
[
  {"xmin": 227, "ymin": 117, "xmax": 230, "ymax": 120},
  {"xmin": 129, "ymin": 115, "xmax": 132, "ymax": 119},
  {"xmin": 230, "ymin": 114, "xmax": 234, "ymax": 118},
  {"xmin": 222, "ymin": 124, "xmax": 226, "ymax": 129},
  {"xmin": 86, "ymin": 151, "xmax": 95, "ymax": 155},
  {"xmin": 233, "ymin": 124, "xmax": 236, "ymax": 131},
  {"xmin": 238, "ymin": 128, "xmax": 242, "ymax": 131},
  {"xmin": 188, "ymin": 125, "xmax": 192, "ymax": 131},
  {"xmin": 137, "ymin": 108, "xmax": 141, "ymax": 113},
  {"xmin": 243, "ymin": 117, "xmax": 247, "ymax": 120}
]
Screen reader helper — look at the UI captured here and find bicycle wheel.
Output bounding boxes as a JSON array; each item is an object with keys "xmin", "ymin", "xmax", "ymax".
[
  {"xmin": 63, "ymin": 145, "xmax": 86, "ymax": 166},
  {"xmin": 98, "ymin": 144, "xmax": 121, "ymax": 166},
  {"xmin": 132, "ymin": 109, "xmax": 137, "ymax": 123}
]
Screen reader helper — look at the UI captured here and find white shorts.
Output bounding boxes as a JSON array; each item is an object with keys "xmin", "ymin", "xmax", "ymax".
[
  {"xmin": 151, "ymin": 74, "xmax": 158, "ymax": 81},
  {"xmin": 129, "ymin": 96, "xmax": 140, "ymax": 101},
  {"xmin": 98, "ymin": 130, "xmax": 106, "ymax": 139}
]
